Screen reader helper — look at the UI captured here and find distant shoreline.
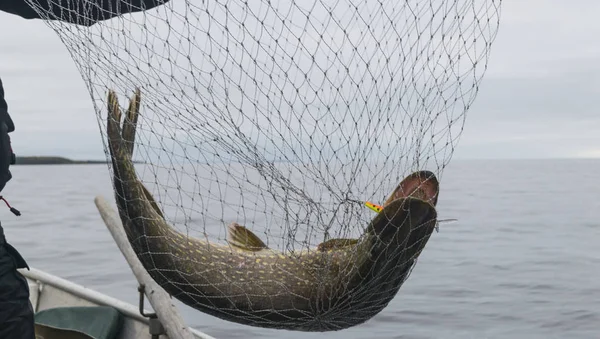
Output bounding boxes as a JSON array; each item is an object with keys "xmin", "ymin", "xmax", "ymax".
[
  {"xmin": 12, "ymin": 156, "xmax": 600, "ymax": 166},
  {"xmin": 14, "ymin": 156, "xmax": 143, "ymax": 165}
]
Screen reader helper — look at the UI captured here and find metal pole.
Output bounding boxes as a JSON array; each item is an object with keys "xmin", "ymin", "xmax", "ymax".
[{"xmin": 95, "ymin": 196, "xmax": 203, "ymax": 339}]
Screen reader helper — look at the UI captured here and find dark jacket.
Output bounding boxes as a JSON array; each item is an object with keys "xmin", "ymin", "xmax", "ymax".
[
  {"xmin": 0, "ymin": 78, "xmax": 15, "ymax": 193},
  {"xmin": 0, "ymin": 78, "xmax": 28, "ymax": 273},
  {"xmin": 0, "ymin": 77, "xmax": 35, "ymax": 338}
]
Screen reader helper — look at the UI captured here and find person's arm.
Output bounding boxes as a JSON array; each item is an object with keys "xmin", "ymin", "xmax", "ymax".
[
  {"xmin": 0, "ymin": 79, "xmax": 15, "ymax": 133},
  {"xmin": 0, "ymin": 78, "xmax": 15, "ymax": 194},
  {"xmin": 0, "ymin": 78, "xmax": 7, "ymax": 118}
]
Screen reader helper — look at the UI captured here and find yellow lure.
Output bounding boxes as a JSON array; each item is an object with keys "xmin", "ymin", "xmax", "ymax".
[{"xmin": 365, "ymin": 201, "xmax": 383, "ymax": 213}]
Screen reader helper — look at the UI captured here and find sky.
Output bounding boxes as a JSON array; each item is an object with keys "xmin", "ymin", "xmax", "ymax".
[{"xmin": 0, "ymin": 1, "xmax": 598, "ymax": 160}]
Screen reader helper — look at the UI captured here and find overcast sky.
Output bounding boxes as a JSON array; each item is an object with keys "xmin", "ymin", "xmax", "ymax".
[{"xmin": 0, "ymin": 1, "xmax": 598, "ymax": 160}]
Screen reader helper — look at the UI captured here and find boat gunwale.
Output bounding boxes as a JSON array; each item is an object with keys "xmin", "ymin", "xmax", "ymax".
[{"xmin": 19, "ymin": 267, "xmax": 214, "ymax": 339}]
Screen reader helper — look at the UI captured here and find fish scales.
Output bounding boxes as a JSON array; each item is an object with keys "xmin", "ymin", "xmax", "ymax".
[{"xmin": 105, "ymin": 88, "xmax": 439, "ymax": 331}]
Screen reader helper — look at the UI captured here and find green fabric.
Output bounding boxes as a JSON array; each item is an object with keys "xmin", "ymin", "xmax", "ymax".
[
  {"xmin": 35, "ymin": 306, "xmax": 123, "ymax": 339},
  {"xmin": 35, "ymin": 323, "xmax": 95, "ymax": 339}
]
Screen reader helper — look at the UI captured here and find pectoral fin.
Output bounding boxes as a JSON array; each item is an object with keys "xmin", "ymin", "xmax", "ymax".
[
  {"xmin": 227, "ymin": 223, "xmax": 269, "ymax": 251},
  {"xmin": 317, "ymin": 238, "xmax": 359, "ymax": 252}
]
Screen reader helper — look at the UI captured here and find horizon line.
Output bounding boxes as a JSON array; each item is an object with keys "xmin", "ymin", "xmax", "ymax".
[{"xmin": 14, "ymin": 154, "xmax": 600, "ymax": 162}]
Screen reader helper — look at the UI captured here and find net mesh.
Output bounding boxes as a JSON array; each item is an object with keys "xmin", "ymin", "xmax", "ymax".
[{"xmin": 29, "ymin": 0, "xmax": 502, "ymax": 331}]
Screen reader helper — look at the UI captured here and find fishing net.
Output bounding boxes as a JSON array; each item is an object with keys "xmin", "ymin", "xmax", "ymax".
[{"xmin": 29, "ymin": 0, "xmax": 502, "ymax": 331}]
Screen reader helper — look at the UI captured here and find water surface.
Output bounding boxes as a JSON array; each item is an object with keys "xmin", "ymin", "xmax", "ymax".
[{"xmin": 3, "ymin": 159, "xmax": 599, "ymax": 339}]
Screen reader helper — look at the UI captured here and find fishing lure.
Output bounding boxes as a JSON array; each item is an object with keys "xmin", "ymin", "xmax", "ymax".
[{"xmin": 364, "ymin": 201, "xmax": 383, "ymax": 213}]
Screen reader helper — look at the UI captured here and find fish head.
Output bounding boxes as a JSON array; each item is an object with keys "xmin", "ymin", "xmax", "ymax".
[
  {"xmin": 366, "ymin": 171, "xmax": 439, "ymax": 251},
  {"xmin": 383, "ymin": 170, "xmax": 440, "ymax": 207},
  {"xmin": 368, "ymin": 197, "xmax": 437, "ymax": 247}
]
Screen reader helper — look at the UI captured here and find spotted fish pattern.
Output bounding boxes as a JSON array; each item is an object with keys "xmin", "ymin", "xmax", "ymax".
[{"xmin": 105, "ymin": 88, "xmax": 440, "ymax": 332}]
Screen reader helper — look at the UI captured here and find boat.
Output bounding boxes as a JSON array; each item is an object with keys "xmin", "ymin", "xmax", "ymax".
[
  {"xmin": 20, "ymin": 267, "xmax": 216, "ymax": 339},
  {"xmin": 15, "ymin": 196, "xmax": 218, "ymax": 339}
]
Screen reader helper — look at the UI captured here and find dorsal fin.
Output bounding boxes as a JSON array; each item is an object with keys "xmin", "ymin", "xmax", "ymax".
[
  {"xmin": 316, "ymin": 238, "xmax": 359, "ymax": 252},
  {"xmin": 227, "ymin": 223, "xmax": 269, "ymax": 251}
]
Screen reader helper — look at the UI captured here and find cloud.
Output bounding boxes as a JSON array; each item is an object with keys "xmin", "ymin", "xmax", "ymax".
[
  {"xmin": 575, "ymin": 149, "xmax": 600, "ymax": 158},
  {"xmin": 451, "ymin": 0, "xmax": 600, "ymax": 159},
  {"xmin": 483, "ymin": 1, "xmax": 600, "ymax": 78},
  {"xmin": 0, "ymin": 1, "xmax": 598, "ymax": 161}
]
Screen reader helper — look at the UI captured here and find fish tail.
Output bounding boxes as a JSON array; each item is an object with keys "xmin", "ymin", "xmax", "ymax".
[
  {"xmin": 106, "ymin": 90, "xmax": 125, "ymax": 163},
  {"xmin": 122, "ymin": 88, "xmax": 141, "ymax": 157},
  {"xmin": 106, "ymin": 89, "xmax": 143, "ymax": 207},
  {"xmin": 106, "ymin": 88, "xmax": 167, "ymax": 223},
  {"xmin": 107, "ymin": 88, "xmax": 141, "ymax": 161}
]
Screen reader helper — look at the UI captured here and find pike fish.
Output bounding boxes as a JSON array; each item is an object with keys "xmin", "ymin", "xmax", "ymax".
[{"xmin": 105, "ymin": 88, "xmax": 440, "ymax": 332}]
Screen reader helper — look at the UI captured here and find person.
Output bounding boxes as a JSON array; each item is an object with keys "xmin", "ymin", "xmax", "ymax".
[
  {"xmin": 0, "ymin": 77, "xmax": 34, "ymax": 338},
  {"xmin": 0, "ymin": 2, "xmax": 171, "ymax": 338}
]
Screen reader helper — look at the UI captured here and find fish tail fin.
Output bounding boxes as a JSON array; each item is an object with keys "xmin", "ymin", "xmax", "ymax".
[
  {"xmin": 107, "ymin": 88, "xmax": 142, "ymax": 160},
  {"xmin": 106, "ymin": 90, "xmax": 125, "ymax": 162},
  {"xmin": 122, "ymin": 88, "xmax": 141, "ymax": 157},
  {"xmin": 106, "ymin": 88, "xmax": 166, "ymax": 221}
]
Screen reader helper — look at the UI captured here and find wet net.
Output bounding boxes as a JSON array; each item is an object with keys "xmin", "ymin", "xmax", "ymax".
[{"xmin": 30, "ymin": 0, "xmax": 502, "ymax": 331}]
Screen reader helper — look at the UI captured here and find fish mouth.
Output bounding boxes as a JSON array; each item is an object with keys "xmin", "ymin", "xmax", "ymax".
[{"xmin": 384, "ymin": 170, "xmax": 439, "ymax": 207}]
